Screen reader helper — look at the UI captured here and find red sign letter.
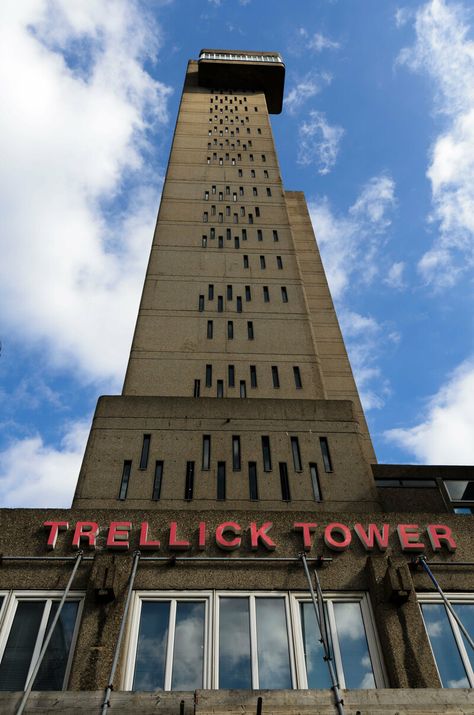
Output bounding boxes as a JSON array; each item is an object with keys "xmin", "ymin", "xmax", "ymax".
[
  {"xmin": 354, "ymin": 523, "xmax": 390, "ymax": 552},
  {"xmin": 427, "ymin": 524, "xmax": 457, "ymax": 552},
  {"xmin": 139, "ymin": 522, "xmax": 160, "ymax": 550},
  {"xmin": 198, "ymin": 522, "xmax": 207, "ymax": 550},
  {"xmin": 44, "ymin": 521, "xmax": 68, "ymax": 550},
  {"xmin": 107, "ymin": 522, "xmax": 131, "ymax": 550},
  {"xmin": 72, "ymin": 522, "xmax": 99, "ymax": 549},
  {"xmin": 294, "ymin": 523, "xmax": 317, "ymax": 551},
  {"xmin": 324, "ymin": 523, "xmax": 352, "ymax": 551},
  {"xmin": 250, "ymin": 522, "xmax": 276, "ymax": 551},
  {"xmin": 216, "ymin": 522, "xmax": 241, "ymax": 551},
  {"xmin": 169, "ymin": 522, "xmax": 190, "ymax": 550},
  {"xmin": 397, "ymin": 524, "xmax": 424, "ymax": 552}
]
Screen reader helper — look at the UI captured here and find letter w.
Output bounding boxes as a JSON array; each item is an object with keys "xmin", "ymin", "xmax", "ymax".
[{"xmin": 354, "ymin": 523, "xmax": 389, "ymax": 552}]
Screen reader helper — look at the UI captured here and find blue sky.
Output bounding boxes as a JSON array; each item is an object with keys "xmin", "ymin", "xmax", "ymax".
[{"xmin": 1, "ymin": 0, "xmax": 473, "ymax": 507}]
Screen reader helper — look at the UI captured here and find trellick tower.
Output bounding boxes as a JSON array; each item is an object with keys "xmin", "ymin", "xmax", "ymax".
[{"xmin": 73, "ymin": 50, "xmax": 378, "ymax": 513}]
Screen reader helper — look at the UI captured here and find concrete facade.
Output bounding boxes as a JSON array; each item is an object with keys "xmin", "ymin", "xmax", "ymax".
[{"xmin": 0, "ymin": 49, "xmax": 473, "ymax": 714}]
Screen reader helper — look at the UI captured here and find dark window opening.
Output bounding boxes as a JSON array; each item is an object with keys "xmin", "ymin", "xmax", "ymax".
[
  {"xmin": 277, "ymin": 256, "xmax": 283, "ymax": 269},
  {"xmin": 193, "ymin": 379, "xmax": 201, "ymax": 397},
  {"xmin": 320, "ymin": 437, "xmax": 333, "ymax": 473},
  {"xmin": 281, "ymin": 286, "xmax": 288, "ymax": 303},
  {"xmin": 263, "ymin": 286, "xmax": 270, "ymax": 302},
  {"xmin": 272, "ymin": 366, "xmax": 280, "ymax": 388},
  {"xmin": 202, "ymin": 435, "xmax": 211, "ymax": 471},
  {"xmin": 199, "ymin": 294, "xmax": 204, "ymax": 312},
  {"xmin": 250, "ymin": 365, "xmax": 257, "ymax": 387},
  {"xmin": 185, "ymin": 461, "xmax": 194, "ymax": 500},
  {"xmin": 207, "ymin": 320, "xmax": 213, "ymax": 339},
  {"xmin": 152, "ymin": 461, "xmax": 163, "ymax": 501},
  {"xmin": 228, "ymin": 364, "xmax": 235, "ymax": 387},
  {"xmin": 245, "ymin": 285, "xmax": 251, "ymax": 301},
  {"xmin": 139, "ymin": 434, "xmax": 151, "ymax": 470},
  {"xmin": 208, "ymin": 284, "xmax": 214, "ymax": 300},
  {"xmin": 243, "ymin": 255, "xmax": 249, "ymax": 268},
  {"xmin": 257, "ymin": 229, "xmax": 263, "ymax": 241},
  {"xmin": 232, "ymin": 436, "xmax": 241, "ymax": 471},
  {"xmin": 273, "ymin": 230, "xmax": 279, "ymax": 242},
  {"xmin": 218, "ymin": 296, "xmax": 223, "ymax": 312},
  {"xmin": 279, "ymin": 462, "xmax": 291, "ymax": 501},
  {"xmin": 227, "ymin": 321, "xmax": 234, "ymax": 339},
  {"xmin": 240, "ymin": 380, "xmax": 247, "ymax": 398},
  {"xmin": 291, "ymin": 437, "xmax": 302, "ymax": 472},
  {"xmin": 293, "ymin": 366, "xmax": 302, "ymax": 389},
  {"xmin": 237, "ymin": 296, "xmax": 243, "ymax": 313},
  {"xmin": 206, "ymin": 364, "xmax": 212, "ymax": 387},
  {"xmin": 217, "ymin": 379, "xmax": 224, "ymax": 398},
  {"xmin": 260, "ymin": 255, "xmax": 266, "ymax": 269},
  {"xmin": 310, "ymin": 462, "xmax": 322, "ymax": 501},
  {"xmin": 249, "ymin": 462, "xmax": 259, "ymax": 500},
  {"xmin": 119, "ymin": 460, "xmax": 131, "ymax": 500},
  {"xmin": 262, "ymin": 436, "xmax": 272, "ymax": 472},
  {"xmin": 217, "ymin": 461, "xmax": 226, "ymax": 500},
  {"xmin": 227, "ymin": 285, "xmax": 233, "ymax": 300},
  {"xmin": 247, "ymin": 321, "xmax": 254, "ymax": 340}
]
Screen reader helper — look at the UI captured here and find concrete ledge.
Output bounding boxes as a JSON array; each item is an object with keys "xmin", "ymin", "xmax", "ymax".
[{"xmin": 1, "ymin": 690, "xmax": 473, "ymax": 715}]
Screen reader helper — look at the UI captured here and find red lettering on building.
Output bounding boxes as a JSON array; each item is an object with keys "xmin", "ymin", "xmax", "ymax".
[
  {"xmin": 107, "ymin": 522, "xmax": 131, "ymax": 550},
  {"xmin": 427, "ymin": 524, "xmax": 457, "ymax": 552},
  {"xmin": 324, "ymin": 522, "xmax": 352, "ymax": 551},
  {"xmin": 354, "ymin": 523, "xmax": 389, "ymax": 552},
  {"xmin": 250, "ymin": 522, "xmax": 276, "ymax": 551},
  {"xmin": 139, "ymin": 522, "xmax": 160, "ymax": 550},
  {"xmin": 72, "ymin": 522, "xmax": 99, "ymax": 549},
  {"xmin": 216, "ymin": 522, "xmax": 241, "ymax": 551},
  {"xmin": 169, "ymin": 521, "xmax": 190, "ymax": 550},
  {"xmin": 293, "ymin": 522, "xmax": 317, "ymax": 551},
  {"xmin": 198, "ymin": 522, "xmax": 207, "ymax": 550},
  {"xmin": 397, "ymin": 524, "xmax": 424, "ymax": 552},
  {"xmin": 43, "ymin": 521, "xmax": 69, "ymax": 550}
]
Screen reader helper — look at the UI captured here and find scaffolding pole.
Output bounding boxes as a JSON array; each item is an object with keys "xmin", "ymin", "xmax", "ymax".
[
  {"xmin": 417, "ymin": 556, "xmax": 474, "ymax": 652},
  {"xmin": 15, "ymin": 551, "xmax": 84, "ymax": 715},
  {"xmin": 300, "ymin": 553, "xmax": 345, "ymax": 715},
  {"xmin": 101, "ymin": 550, "xmax": 141, "ymax": 715}
]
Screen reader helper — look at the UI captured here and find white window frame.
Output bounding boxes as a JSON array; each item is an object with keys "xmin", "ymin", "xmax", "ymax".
[
  {"xmin": 0, "ymin": 591, "xmax": 84, "ymax": 691},
  {"xmin": 124, "ymin": 591, "xmax": 385, "ymax": 691},
  {"xmin": 418, "ymin": 592, "xmax": 474, "ymax": 687}
]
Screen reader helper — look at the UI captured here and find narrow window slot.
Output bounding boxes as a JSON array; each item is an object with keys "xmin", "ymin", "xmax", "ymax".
[
  {"xmin": 152, "ymin": 461, "xmax": 164, "ymax": 501},
  {"xmin": 139, "ymin": 434, "xmax": 151, "ymax": 470},
  {"xmin": 320, "ymin": 437, "xmax": 333, "ymax": 472},
  {"xmin": 262, "ymin": 436, "xmax": 272, "ymax": 471}
]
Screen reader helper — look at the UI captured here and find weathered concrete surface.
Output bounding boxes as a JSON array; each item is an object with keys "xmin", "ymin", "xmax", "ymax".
[{"xmin": 1, "ymin": 689, "xmax": 474, "ymax": 715}]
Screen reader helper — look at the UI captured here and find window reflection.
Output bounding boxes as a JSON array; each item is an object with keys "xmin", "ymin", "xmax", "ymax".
[
  {"xmin": 300, "ymin": 602, "xmax": 331, "ymax": 688},
  {"xmin": 421, "ymin": 603, "xmax": 469, "ymax": 687},
  {"xmin": 219, "ymin": 598, "xmax": 251, "ymax": 688},
  {"xmin": 256, "ymin": 598, "xmax": 292, "ymax": 689},
  {"xmin": 333, "ymin": 602, "xmax": 375, "ymax": 689},
  {"xmin": 171, "ymin": 602, "xmax": 205, "ymax": 690},
  {"xmin": 133, "ymin": 601, "xmax": 170, "ymax": 691}
]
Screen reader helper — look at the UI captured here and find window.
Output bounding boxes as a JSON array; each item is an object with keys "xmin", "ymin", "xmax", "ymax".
[
  {"xmin": 238, "ymin": 169, "xmax": 243, "ymax": 177},
  {"xmin": 239, "ymin": 186, "xmax": 244, "ymax": 196},
  {"xmin": 218, "ymin": 236, "xmax": 223, "ymax": 248},
  {"xmin": 272, "ymin": 366, "xmax": 280, "ymax": 388},
  {"xmin": 253, "ymin": 187, "xmax": 258, "ymax": 196},
  {"xmin": 245, "ymin": 285, "xmax": 251, "ymax": 301},
  {"xmin": 263, "ymin": 168, "xmax": 268, "ymax": 176},
  {"xmin": 247, "ymin": 321, "xmax": 254, "ymax": 340},
  {"xmin": 208, "ymin": 284, "xmax": 214, "ymax": 300},
  {"xmin": 291, "ymin": 437, "xmax": 302, "ymax": 472},
  {"xmin": 0, "ymin": 594, "xmax": 82, "ymax": 691},
  {"xmin": 226, "ymin": 228, "xmax": 231, "ymax": 240},
  {"xmin": 202, "ymin": 436, "xmax": 211, "ymax": 471},
  {"xmin": 250, "ymin": 365, "xmax": 257, "ymax": 387},
  {"xmin": 309, "ymin": 463, "xmax": 322, "ymax": 501},
  {"xmin": 281, "ymin": 287, "xmax": 288, "ymax": 303},
  {"xmin": 193, "ymin": 379, "xmax": 200, "ymax": 398},
  {"xmin": 234, "ymin": 236, "xmax": 240, "ymax": 249},
  {"xmin": 255, "ymin": 207, "xmax": 260, "ymax": 218},
  {"xmin": 279, "ymin": 462, "xmax": 291, "ymax": 501},
  {"xmin": 232, "ymin": 436, "xmax": 241, "ymax": 471},
  {"xmin": 320, "ymin": 437, "xmax": 333, "ymax": 472},
  {"xmin": 277, "ymin": 256, "xmax": 283, "ymax": 269},
  {"xmin": 119, "ymin": 460, "xmax": 131, "ymax": 500},
  {"xmin": 240, "ymin": 380, "xmax": 247, "ymax": 398},
  {"xmin": 243, "ymin": 255, "xmax": 249, "ymax": 268},
  {"xmin": 248, "ymin": 214, "xmax": 253, "ymax": 224},
  {"xmin": 261, "ymin": 154, "xmax": 266, "ymax": 162},
  {"xmin": 227, "ymin": 285, "xmax": 233, "ymax": 300},
  {"xmin": 236, "ymin": 297, "xmax": 242, "ymax": 313},
  {"xmin": 260, "ymin": 255, "xmax": 266, "ymax": 269},
  {"xmin": 249, "ymin": 462, "xmax": 259, "ymax": 500},
  {"xmin": 210, "ymin": 228, "xmax": 215, "ymax": 239},
  {"xmin": 273, "ymin": 229, "xmax": 279, "ymax": 242},
  {"xmin": 257, "ymin": 229, "xmax": 263, "ymax": 241},
  {"xmin": 205, "ymin": 364, "xmax": 212, "ymax": 387},
  {"xmin": 293, "ymin": 366, "xmax": 302, "ymax": 389},
  {"xmin": 184, "ymin": 461, "xmax": 194, "ymax": 500},
  {"xmin": 204, "ymin": 190, "xmax": 209, "ymax": 200},
  {"xmin": 419, "ymin": 595, "xmax": 474, "ymax": 687},
  {"xmin": 218, "ymin": 213, "xmax": 223, "ymax": 223},
  {"xmin": 148, "ymin": 460, "xmax": 163, "ymax": 501},
  {"xmin": 217, "ymin": 296, "xmax": 223, "ymax": 313},
  {"xmin": 212, "ymin": 185, "xmax": 216, "ymax": 194},
  {"xmin": 227, "ymin": 321, "xmax": 234, "ymax": 339},
  {"xmin": 233, "ymin": 213, "xmax": 238, "ymax": 224},
  {"xmin": 263, "ymin": 286, "xmax": 270, "ymax": 302},
  {"xmin": 202, "ymin": 235, "xmax": 207, "ymax": 248},
  {"xmin": 261, "ymin": 435, "xmax": 272, "ymax": 471},
  {"xmin": 140, "ymin": 434, "xmax": 151, "ymax": 470},
  {"xmin": 217, "ymin": 380, "xmax": 224, "ymax": 398},
  {"xmin": 203, "ymin": 212, "xmax": 208, "ymax": 222},
  {"xmin": 251, "ymin": 169, "xmax": 256, "ymax": 178},
  {"xmin": 249, "ymin": 154, "xmax": 254, "ymax": 162},
  {"xmin": 217, "ymin": 461, "xmax": 226, "ymax": 500},
  {"xmin": 266, "ymin": 188, "xmax": 272, "ymax": 197},
  {"xmin": 207, "ymin": 320, "xmax": 213, "ymax": 339},
  {"xmin": 198, "ymin": 294, "xmax": 204, "ymax": 312},
  {"xmin": 242, "ymin": 229, "xmax": 247, "ymax": 241}
]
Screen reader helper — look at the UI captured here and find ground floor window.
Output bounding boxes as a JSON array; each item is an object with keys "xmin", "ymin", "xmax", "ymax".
[
  {"xmin": 124, "ymin": 591, "xmax": 385, "ymax": 690},
  {"xmin": 419, "ymin": 594, "xmax": 474, "ymax": 687},
  {"xmin": 0, "ymin": 592, "xmax": 82, "ymax": 691}
]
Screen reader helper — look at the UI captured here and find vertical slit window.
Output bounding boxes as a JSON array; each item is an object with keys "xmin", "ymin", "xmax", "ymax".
[
  {"xmin": 203, "ymin": 212, "xmax": 208, "ymax": 222},
  {"xmin": 208, "ymin": 284, "xmax": 214, "ymax": 300},
  {"xmin": 310, "ymin": 463, "xmax": 322, "ymax": 501},
  {"xmin": 247, "ymin": 321, "xmax": 254, "ymax": 339},
  {"xmin": 255, "ymin": 207, "xmax": 260, "ymax": 217},
  {"xmin": 242, "ymin": 229, "xmax": 247, "ymax": 241},
  {"xmin": 260, "ymin": 255, "xmax": 266, "ymax": 269},
  {"xmin": 266, "ymin": 188, "xmax": 272, "ymax": 197},
  {"xmin": 226, "ymin": 228, "xmax": 231, "ymax": 240},
  {"xmin": 250, "ymin": 365, "xmax": 257, "ymax": 387},
  {"xmin": 227, "ymin": 321, "xmax": 234, "ymax": 339},
  {"xmin": 243, "ymin": 255, "xmax": 249, "ymax": 268},
  {"xmin": 198, "ymin": 295, "xmax": 204, "ymax": 312},
  {"xmin": 210, "ymin": 228, "xmax": 215, "ymax": 239},
  {"xmin": 119, "ymin": 460, "xmax": 131, "ymax": 500},
  {"xmin": 232, "ymin": 436, "xmax": 241, "ymax": 471},
  {"xmin": 233, "ymin": 213, "xmax": 238, "ymax": 224},
  {"xmin": 194, "ymin": 379, "xmax": 201, "ymax": 398},
  {"xmin": 236, "ymin": 297, "xmax": 243, "ymax": 313},
  {"xmin": 245, "ymin": 286, "xmax": 251, "ymax": 301},
  {"xmin": 263, "ymin": 286, "xmax": 270, "ymax": 303},
  {"xmin": 281, "ymin": 286, "xmax": 288, "ymax": 303},
  {"xmin": 218, "ymin": 236, "xmax": 223, "ymax": 248},
  {"xmin": 202, "ymin": 236, "xmax": 207, "ymax": 248},
  {"xmin": 253, "ymin": 187, "xmax": 258, "ymax": 196},
  {"xmin": 217, "ymin": 380, "xmax": 224, "ymax": 398},
  {"xmin": 184, "ymin": 461, "xmax": 194, "ymax": 500},
  {"xmin": 218, "ymin": 296, "xmax": 223, "ymax": 312},
  {"xmin": 293, "ymin": 366, "xmax": 302, "ymax": 389},
  {"xmin": 228, "ymin": 364, "xmax": 235, "ymax": 387},
  {"xmin": 257, "ymin": 229, "xmax": 263, "ymax": 241},
  {"xmin": 139, "ymin": 434, "xmax": 151, "ymax": 470},
  {"xmin": 272, "ymin": 366, "xmax": 280, "ymax": 388},
  {"xmin": 248, "ymin": 214, "xmax": 253, "ymax": 224},
  {"xmin": 261, "ymin": 154, "xmax": 266, "ymax": 162},
  {"xmin": 261, "ymin": 436, "xmax": 272, "ymax": 472},
  {"xmin": 320, "ymin": 437, "xmax": 333, "ymax": 472},
  {"xmin": 291, "ymin": 437, "xmax": 302, "ymax": 472},
  {"xmin": 202, "ymin": 435, "xmax": 211, "ymax": 471},
  {"xmin": 279, "ymin": 462, "xmax": 291, "ymax": 501},
  {"xmin": 273, "ymin": 230, "xmax": 279, "ymax": 242},
  {"xmin": 234, "ymin": 236, "xmax": 240, "ymax": 249},
  {"xmin": 217, "ymin": 461, "xmax": 226, "ymax": 500},
  {"xmin": 240, "ymin": 380, "xmax": 247, "ymax": 398},
  {"xmin": 207, "ymin": 320, "xmax": 213, "ymax": 339},
  {"xmin": 277, "ymin": 256, "xmax": 283, "ymax": 269},
  {"xmin": 249, "ymin": 462, "xmax": 259, "ymax": 500},
  {"xmin": 205, "ymin": 364, "xmax": 212, "ymax": 387},
  {"xmin": 152, "ymin": 461, "xmax": 163, "ymax": 500},
  {"xmin": 227, "ymin": 285, "xmax": 233, "ymax": 300}
]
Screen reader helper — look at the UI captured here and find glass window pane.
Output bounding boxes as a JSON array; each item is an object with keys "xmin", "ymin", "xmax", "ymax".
[
  {"xmin": 333, "ymin": 602, "xmax": 375, "ymax": 689},
  {"xmin": 171, "ymin": 602, "xmax": 205, "ymax": 690},
  {"xmin": 300, "ymin": 602, "xmax": 331, "ymax": 688},
  {"xmin": 133, "ymin": 601, "xmax": 170, "ymax": 691},
  {"xmin": 421, "ymin": 604, "xmax": 469, "ymax": 687},
  {"xmin": 0, "ymin": 601, "xmax": 44, "ymax": 691},
  {"xmin": 454, "ymin": 604, "xmax": 474, "ymax": 673},
  {"xmin": 219, "ymin": 597, "xmax": 252, "ymax": 688},
  {"xmin": 256, "ymin": 598, "xmax": 292, "ymax": 689},
  {"xmin": 33, "ymin": 601, "xmax": 79, "ymax": 690}
]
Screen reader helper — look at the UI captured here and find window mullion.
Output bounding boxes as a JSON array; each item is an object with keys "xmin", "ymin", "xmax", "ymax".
[
  {"xmin": 25, "ymin": 599, "xmax": 50, "ymax": 688},
  {"xmin": 446, "ymin": 604, "xmax": 474, "ymax": 687},
  {"xmin": 283, "ymin": 595, "xmax": 297, "ymax": 689},
  {"xmin": 326, "ymin": 600, "xmax": 345, "ymax": 689},
  {"xmin": 164, "ymin": 600, "xmax": 177, "ymax": 691},
  {"xmin": 249, "ymin": 596, "xmax": 259, "ymax": 688},
  {"xmin": 360, "ymin": 595, "xmax": 387, "ymax": 688}
]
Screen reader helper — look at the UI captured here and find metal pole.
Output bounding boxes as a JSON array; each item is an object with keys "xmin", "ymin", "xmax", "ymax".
[
  {"xmin": 139, "ymin": 555, "xmax": 332, "ymax": 563},
  {"xmin": 15, "ymin": 551, "xmax": 84, "ymax": 715},
  {"xmin": 101, "ymin": 550, "xmax": 141, "ymax": 715},
  {"xmin": 300, "ymin": 553, "xmax": 345, "ymax": 715},
  {"xmin": 418, "ymin": 556, "xmax": 474, "ymax": 652}
]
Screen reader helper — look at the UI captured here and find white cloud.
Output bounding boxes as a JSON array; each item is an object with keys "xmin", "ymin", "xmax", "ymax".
[
  {"xmin": 0, "ymin": 420, "xmax": 89, "ymax": 507},
  {"xmin": 398, "ymin": 0, "xmax": 474, "ymax": 287},
  {"xmin": 298, "ymin": 110, "xmax": 344, "ymax": 174},
  {"xmin": 0, "ymin": 1, "xmax": 171, "ymax": 386},
  {"xmin": 384, "ymin": 261, "xmax": 406, "ymax": 289},
  {"xmin": 285, "ymin": 72, "xmax": 332, "ymax": 115},
  {"xmin": 298, "ymin": 27, "xmax": 340, "ymax": 52},
  {"xmin": 385, "ymin": 359, "xmax": 474, "ymax": 464}
]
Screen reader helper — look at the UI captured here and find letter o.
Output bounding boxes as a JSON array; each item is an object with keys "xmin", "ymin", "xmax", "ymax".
[{"xmin": 324, "ymin": 522, "xmax": 352, "ymax": 551}]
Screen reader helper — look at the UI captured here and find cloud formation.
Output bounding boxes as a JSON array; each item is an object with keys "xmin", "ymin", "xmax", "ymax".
[
  {"xmin": 285, "ymin": 72, "xmax": 332, "ymax": 115},
  {"xmin": 297, "ymin": 27, "xmax": 340, "ymax": 53},
  {"xmin": 398, "ymin": 0, "xmax": 474, "ymax": 287},
  {"xmin": 0, "ymin": 0, "xmax": 171, "ymax": 386},
  {"xmin": 298, "ymin": 111, "xmax": 344, "ymax": 175}
]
